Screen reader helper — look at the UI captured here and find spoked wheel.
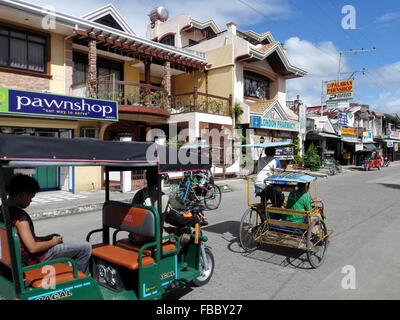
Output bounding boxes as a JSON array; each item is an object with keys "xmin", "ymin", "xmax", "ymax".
[
  {"xmin": 239, "ymin": 207, "xmax": 263, "ymax": 252},
  {"xmin": 204, "ymin": 184, "xmax": 222, "ymax": 210},
  {"xmin": 192, "ymin": 247, "xmax": 214, "ymax": 287},
  {"xmin": 306, "ymin": 219, "xmax": 329, "ymax": 268}
]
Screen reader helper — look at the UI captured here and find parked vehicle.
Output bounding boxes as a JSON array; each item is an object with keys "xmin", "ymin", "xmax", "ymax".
[
  {"xmin": 171, "ymin": 171, "xmax": 222, "ymax": 210},
  {"xmin": 0, "ymin": 134, "xmax": 213, "ymax": 300}
]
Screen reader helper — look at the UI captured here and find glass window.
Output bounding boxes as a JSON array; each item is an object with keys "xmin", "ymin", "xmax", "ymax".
[
  {"xmin": 244, "ymin": 71, "xmax": 270, "ymax": 100},
  {"xmin": 160, "ymin": 34, "xmax": 175, "ymax": 46},
  {"xmin": 73, "ymin": 61, "xmax": 87, "ymax": 84},
  {"xmin": 0, "ymin": 35, "xmax": 8, "ymax": 67},
  {"xmin": 10, "ymin": 38, "xmax": 28, "ymax": 69},
  {"xmin": 0, "ymin": 25, "xmax": 47, "ymax": 73},
  {"xmin": 28, "ymin": 42, "xmax": 45, "ymax": 72}
]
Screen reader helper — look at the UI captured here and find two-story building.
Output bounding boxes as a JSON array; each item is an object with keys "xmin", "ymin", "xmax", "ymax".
[
  {"xmin": 0, "ymin": 1, "xmax": 227, "ymax": 192},
  {"xmin": 146, "ymin": 13, "xmax": 307, "ymax": 171}
]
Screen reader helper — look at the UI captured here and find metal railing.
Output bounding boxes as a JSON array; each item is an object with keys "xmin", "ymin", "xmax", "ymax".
[{"xmin": 71, "ymin": 77, "xmax": 232, "ymax": 116}]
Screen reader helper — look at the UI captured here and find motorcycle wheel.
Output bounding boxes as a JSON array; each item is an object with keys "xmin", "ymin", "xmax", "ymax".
[{"xmin": 192, "ymin": 247, "xmax": 214, "ymax": 287}]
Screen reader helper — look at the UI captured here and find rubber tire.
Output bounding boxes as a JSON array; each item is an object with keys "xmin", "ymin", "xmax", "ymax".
[
  {"xmin": 192, "ymin": 247, "xmax": 214, "ymax": 287},
  {"xmin": 239, "ymin": 207, "xmax": 262, "ymax": 253},
  {"xmin": 306, "ymin": 219, "xmax": 328, "ymax": 269},
  {"xmin": 204, "ymin": 184, "xmax": 222, "ymax": 210}
]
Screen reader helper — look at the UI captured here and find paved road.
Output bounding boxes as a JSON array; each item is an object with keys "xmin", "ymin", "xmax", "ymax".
[{"xmin": 34, "ymin": 164, "xmax": 400, "ymax": 300}]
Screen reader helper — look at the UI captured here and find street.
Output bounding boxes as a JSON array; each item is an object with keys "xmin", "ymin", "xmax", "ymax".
[{"xmin": 34, "ymin": 164, "xmax": 400, "ymax": 300}]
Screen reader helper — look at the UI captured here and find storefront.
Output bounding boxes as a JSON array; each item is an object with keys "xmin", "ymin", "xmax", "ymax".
[
  {"xmin": 249, "ymin": 115, "xmax": 300, "ymax": 167},
  {"xmin": 0, "ymin": 88, "xmax": 118, "ymax": 192},
  {"xmin": 340, "ymin": 127, "xmax": 360, "ymax": 165}
]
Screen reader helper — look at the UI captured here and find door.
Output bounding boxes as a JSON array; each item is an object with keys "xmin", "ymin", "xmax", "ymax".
[{"xmin": 34, "ymin": 131, "xmax": 58, "ymax": 191}]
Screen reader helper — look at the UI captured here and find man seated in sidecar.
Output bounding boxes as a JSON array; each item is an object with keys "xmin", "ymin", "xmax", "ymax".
[{"xmin": 284, "ymin": 183, "xmax": 312, "ymax": 223}]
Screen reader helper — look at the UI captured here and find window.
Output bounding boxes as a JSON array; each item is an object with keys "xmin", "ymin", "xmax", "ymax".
[
  {"xmin": 159, "ymin": 34, "xmax": 175, "ymax": 46},
  {"xmin": 0, "ymin": 26, "xmax": 47, "ymax": 73},
  {"xmin": 244, "ymin": 71, "xmax": 270, "ymax": 100},
  {"xmin": 72, "ymin": 52, "xmax": 123, "ymax": 84},
  {"xmin": 188, "ymin": 39, "xmax": 199, "ymax": 47},
  {"xmin": 80, "ymin": 128, "xmax": 97, "ymax": 139}
]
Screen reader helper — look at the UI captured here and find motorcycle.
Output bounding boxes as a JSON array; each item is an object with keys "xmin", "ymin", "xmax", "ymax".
[
  {"xmin": 383, "ymin": 156, "xmax": 390, "ymax": 167},
  {"xmin": 166, "ymin": 204, "xmax": 214, "ymax": 287}
]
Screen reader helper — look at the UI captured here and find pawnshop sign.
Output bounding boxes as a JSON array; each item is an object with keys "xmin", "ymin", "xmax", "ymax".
[{"xmin": 0, "ymin": 88, "xmax": 118, "ymax": 121}]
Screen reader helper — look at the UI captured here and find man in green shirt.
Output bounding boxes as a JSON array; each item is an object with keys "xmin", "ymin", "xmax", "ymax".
[{"xmin": 284, "ymin": 183, "xmax": 312, "ymax": 223}]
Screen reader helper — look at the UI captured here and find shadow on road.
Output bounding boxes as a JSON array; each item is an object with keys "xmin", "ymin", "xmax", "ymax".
[
  {"xmin": 378, "ymin": 183, "xmax": 400, "ymax": 190},
  {"xmin": 203, "ymin": 220, "xmax": 313, "ymax": 270}
]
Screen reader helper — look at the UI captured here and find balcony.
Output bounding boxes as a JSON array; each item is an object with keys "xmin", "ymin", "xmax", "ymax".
[{"xmin": 71, "ymin": 80, "xmax": 232, "ymax": 117}]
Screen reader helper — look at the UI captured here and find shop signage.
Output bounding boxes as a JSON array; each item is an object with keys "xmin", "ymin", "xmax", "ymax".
[
  {"xmin": 341, "ymin": 127, "xmax": 357, "ymax": 136},
  {"xmin": 388, "ymin": 130, "xmax": 400, "ymax": 140},
  {"xmin": 362, "ymin": 131, "xmax": 373, "ymax": 143},
  {"xmin": 355, "ymin": 143, "xmax": 363, "ymax": 152},
  {"xmin": 250, "ymin": 115, "xmax": 299, "ymax": 132},
  {"xmin": 0, "ymin": 88, "xmax": 118, "ymax": 121},
  {"xmin": 326, "ymin": 80, "xmax": 354, "ymax": 94},
  {"xmin": 338, "ymin": 111, "xmax": 347, "ymax": 126},
  {"xmin": 326, "ymin": 91, "xmax": 354, "ymax": 101}
]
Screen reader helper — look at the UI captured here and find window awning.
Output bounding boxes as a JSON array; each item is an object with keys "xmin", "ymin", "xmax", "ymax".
[
  {"xmin": 341, "ymin": 136, "xmax": 361, "ymax": 143},
  {"xmin": 364, "ymin": 143, "xmax": 377, "ymax": 151},
  {"xmin": 318, "ymin": 132, "xmax": 341, "ymax": 139}
]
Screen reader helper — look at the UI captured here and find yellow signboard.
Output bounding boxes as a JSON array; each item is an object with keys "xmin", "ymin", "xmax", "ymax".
[
  {"xmin": 327, "ymin": 80, "xmax": 354, "ymax": 94},
  {"xmin": 341, "ymin": 127, "xmax": 357, "ymax": 135}
]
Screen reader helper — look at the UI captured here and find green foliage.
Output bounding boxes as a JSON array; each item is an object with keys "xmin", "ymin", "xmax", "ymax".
[
  {"xmin": 234, "ymin": 102, "xmax": 244, "ymax": 129},
  {"xmin": 293, "ymin": 154, "xmax": 303, "ymax": 164},
  {"xmin": 303, "ymin": 143, "xmax": 321, "ymax": 171}
]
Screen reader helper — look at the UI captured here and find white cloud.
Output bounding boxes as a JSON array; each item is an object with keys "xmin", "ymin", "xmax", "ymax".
[
  {"xmin": 283, "ymin": 37, "xmax": 348, "ymax": 106},
  {"xmin": 375, "ymin": 12, "xmax": 400, "ymax": 24}
]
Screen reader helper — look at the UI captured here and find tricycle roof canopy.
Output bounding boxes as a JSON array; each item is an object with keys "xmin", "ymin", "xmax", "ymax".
[{"xmin": 0, "ymin": 134, "xmax": 211, "ymax": 173}]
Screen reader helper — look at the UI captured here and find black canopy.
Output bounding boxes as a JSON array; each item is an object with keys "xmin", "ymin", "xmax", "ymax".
[{"xmin": 0, "ymin": 133, "xmax": 210, "ymax": 173}]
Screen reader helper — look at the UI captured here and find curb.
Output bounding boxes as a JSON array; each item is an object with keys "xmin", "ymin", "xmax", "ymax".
[{"xmin": 29, "ymin": 197, "xmax": 133, "ymax": 221}]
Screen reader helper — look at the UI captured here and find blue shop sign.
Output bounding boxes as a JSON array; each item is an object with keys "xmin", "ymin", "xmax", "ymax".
[
  {"xmin": 0, "ymin": 88, "xmax": 118, "ymax": 121},
  {"xmin": 250, "ymin": 115, "xmax": 299, "ymax": 132}
]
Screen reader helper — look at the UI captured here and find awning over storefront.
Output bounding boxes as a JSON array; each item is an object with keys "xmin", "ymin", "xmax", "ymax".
[
  {"xmin": 363, "ymin": 143, "xmax": 377, "ymax": 151},
  {"xmin": 318, "ymin": 132, "xmax": 341, "ymax": 139},
  {"xmin": 341, "ymin": 136, "xmax": 361, "ymax": 143}
]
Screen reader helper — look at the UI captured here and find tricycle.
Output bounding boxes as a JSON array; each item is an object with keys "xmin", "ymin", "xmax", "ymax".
[
  {"xmin": 0, "ymin": 133, "xmax": 214, "ymax": 300},
  {"xmin": 358, "ymin": 150, "xmax": 382, "ymax": 171},
  {"xmin": 239, "ymin": 142, "xmax": 333, "ymax": 268}
]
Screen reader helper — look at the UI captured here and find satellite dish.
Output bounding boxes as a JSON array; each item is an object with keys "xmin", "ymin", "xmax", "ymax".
[{"xmin": 149, "ymin": 6, "xmax": 169, "ymax": 23}]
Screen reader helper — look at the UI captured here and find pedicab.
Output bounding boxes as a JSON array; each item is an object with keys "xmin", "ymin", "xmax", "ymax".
[
  {"xmin": 239, "ymin": 142, "xmax": 333, "ymax": 268},
  {"xmin": 0, "ymin": 133, "xmax": 214, "ymax": 300},
  {"xmin": 358, "ymin": 149, "xmax": 382, "ymax": 171}
]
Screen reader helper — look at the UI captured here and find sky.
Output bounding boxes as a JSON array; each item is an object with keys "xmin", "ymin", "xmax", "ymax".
[{"xmin": 26, "ymin": 0, "xmax": 400, "ymax": 114}]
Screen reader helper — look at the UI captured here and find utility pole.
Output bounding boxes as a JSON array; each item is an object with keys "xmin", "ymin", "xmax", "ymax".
[{"xmin": 338, "ymin": 48, "xmax": 376, "ymax": 80}]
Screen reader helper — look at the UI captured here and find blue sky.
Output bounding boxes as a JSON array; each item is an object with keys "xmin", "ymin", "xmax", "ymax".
[{"xmin": 26, "ymin": 0, "xmax": 400, "ymax": 113}]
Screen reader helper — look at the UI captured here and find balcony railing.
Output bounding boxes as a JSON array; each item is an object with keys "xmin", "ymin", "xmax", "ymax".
[
  {"xmin": 170, "ymin": 87, "xmax": 232, "ymax": 116},
  {"xmin": 71, "ymin": 80, "xmax": 232, "ymax": 117}
]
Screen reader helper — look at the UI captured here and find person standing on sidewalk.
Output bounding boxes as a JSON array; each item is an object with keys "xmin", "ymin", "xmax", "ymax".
[{"xmin": 0, "ymin": 174, "xmax": 92, "ymax": 273}]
